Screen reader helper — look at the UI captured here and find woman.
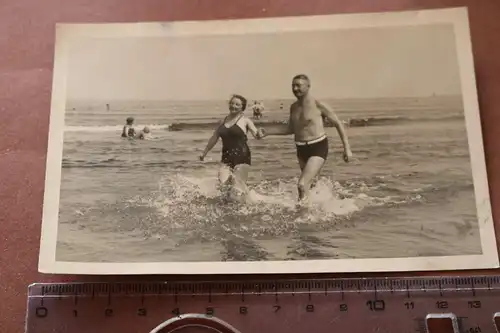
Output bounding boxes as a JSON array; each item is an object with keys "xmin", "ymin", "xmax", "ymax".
[{"xmin": 199, "ymin": 94, "xmax": 263, "ymax": 196}]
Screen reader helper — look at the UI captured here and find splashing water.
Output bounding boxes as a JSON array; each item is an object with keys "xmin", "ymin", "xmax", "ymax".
[{"xmin": 124, "ymin": 172, "xmax": 423, "ymax": 247}]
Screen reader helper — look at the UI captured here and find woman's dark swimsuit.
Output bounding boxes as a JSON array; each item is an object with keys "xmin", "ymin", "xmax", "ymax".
[{"xmin": 219, "ymin": 116, "xmax": 251, "ymax": 169}]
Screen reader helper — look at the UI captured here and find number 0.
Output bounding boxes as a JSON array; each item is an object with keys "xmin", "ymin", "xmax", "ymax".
[{"xmin": 367, "ymin": 300, "xmax": 385, "ymax": 311}]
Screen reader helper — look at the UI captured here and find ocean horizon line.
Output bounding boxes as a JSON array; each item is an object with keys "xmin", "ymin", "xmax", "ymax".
[
  {"xmin": 63, "ymin": 113, "xmax": 465, "ymax": 132},
  {"xmin": 66, "ymin": 94, "xmax": 463, "ymax": 104}
]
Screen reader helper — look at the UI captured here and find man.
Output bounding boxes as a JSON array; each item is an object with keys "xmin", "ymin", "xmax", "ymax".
[{"xmin": 261, "ymin": 74, "xmax": 352, "ymax": 203}]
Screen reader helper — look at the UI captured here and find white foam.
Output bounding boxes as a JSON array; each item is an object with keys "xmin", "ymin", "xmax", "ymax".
[
  {"xmin": 146, "ymin": 173, "xmax": 370, "ymax": 224},
  {"xmin": 123, "ymin": 170, "xmax": 428, "ymax": 243}
]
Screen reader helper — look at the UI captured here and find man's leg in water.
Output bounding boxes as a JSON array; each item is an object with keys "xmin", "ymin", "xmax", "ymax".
[
  {"xmin": 298, "ymin": 158, "xmax": 318, "ymax": 189},
  {"xmin": 297, "ymin": 156, "xmax": 325, "ymax": 202}
]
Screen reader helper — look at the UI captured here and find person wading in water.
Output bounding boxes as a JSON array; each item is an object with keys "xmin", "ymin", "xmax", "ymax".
[
  {"xmin": 121, "ymin": 117, "xmax": 136, "ymax": 138},
  {"xmin": 260, "ymin": 74, "xmax": 353, "ymax": 204},
  {"xmin": 199, "ymin": 94, "xmax": 264, "ymax": 198}
]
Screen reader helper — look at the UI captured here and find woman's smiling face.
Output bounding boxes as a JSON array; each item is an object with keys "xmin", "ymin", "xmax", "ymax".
[{"xmin": 229, "ymin": 96, "xmax": 244, "ymax": 114}]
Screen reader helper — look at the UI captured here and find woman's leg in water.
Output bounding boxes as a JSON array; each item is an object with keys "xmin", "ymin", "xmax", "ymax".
[
  {"xmin": 218, "ymin": 164, "xmax": 233, "ymax": 188},
  {"xmin": 225, "ymin": 164, "xmax": 250, "ymax": 202},
  {"xmin": 232, "ymin": 164, "xmax": 250, "ymax": 194},
  {"xmin": 217, "ymin": 162, "xmax": 250, "ymax": 201}
]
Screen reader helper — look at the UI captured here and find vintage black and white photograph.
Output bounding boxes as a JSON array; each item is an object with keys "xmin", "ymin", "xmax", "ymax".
[{"xmin": 39, "ymin": 7, "xmax": 498, "ymax": 274}]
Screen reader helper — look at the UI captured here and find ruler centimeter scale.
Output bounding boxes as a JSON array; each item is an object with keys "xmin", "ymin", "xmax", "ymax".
[{"xmin": 25, "ymin": 275, "xmax": 500, "ymax": 333}]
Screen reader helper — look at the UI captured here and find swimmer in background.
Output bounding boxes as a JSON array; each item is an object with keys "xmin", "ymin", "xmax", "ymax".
[
  {"xmin": 137, "ymin": 126, "xmax": 152, "ymax": 140},
  {"xmin": 121, "ymin": 117, "xmax": 136, "ymax": 138},
  {"xmin": 260, "ymin": 74, "xmax": 353, "ymax": 204},
  {"xmin": 199, "ymin": 94, "xmax": 265, "ymax": 198},
  {"xmin": 252, "ymin": 101, "xmax": 264, "ymax": 119}
]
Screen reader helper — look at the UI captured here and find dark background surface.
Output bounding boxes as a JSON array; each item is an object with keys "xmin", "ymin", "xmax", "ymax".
[{"xmin": 1, "ymin": 0, "xmax": 499, "ymax": 331}]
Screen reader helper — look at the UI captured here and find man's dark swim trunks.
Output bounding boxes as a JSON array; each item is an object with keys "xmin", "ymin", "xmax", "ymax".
[{"xmin": 295, "ymin": 134, "xmax": 328, "ymax": 162}]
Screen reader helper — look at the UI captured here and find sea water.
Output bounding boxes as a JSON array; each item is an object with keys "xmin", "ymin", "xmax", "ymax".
[{"xmin": 56, "ymin": 96, "xmax": 482, "ymax": 262}]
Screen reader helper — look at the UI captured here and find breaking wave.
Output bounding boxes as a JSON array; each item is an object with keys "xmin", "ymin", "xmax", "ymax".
[{"xmin": 63, "ymin": 114, "xmax": 463, "ymax": 133}]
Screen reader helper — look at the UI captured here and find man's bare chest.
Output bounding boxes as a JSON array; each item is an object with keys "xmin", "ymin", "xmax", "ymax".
[{"xmin": 291, "ymin": 106, "xmax": 322, "ymax": 126}]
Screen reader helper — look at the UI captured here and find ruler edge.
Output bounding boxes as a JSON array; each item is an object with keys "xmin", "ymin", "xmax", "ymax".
[
  {"xmin": 26, "ymin": 274, "xmax": 500, "ymax": 296},
  {"xmin": 26, "ymin": 274, "xmax": 494, "ymax": 286}
]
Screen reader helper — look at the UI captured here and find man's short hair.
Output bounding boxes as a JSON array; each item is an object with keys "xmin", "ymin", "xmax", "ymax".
[{"xmin": 292, "ymin": 74, "xmax": 310, "ymax": 83}]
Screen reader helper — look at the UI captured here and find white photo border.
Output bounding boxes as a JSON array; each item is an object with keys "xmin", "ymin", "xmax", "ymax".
[{"xmin": 39, "ymin": 7, "xmax": 499, "ymax": 274}]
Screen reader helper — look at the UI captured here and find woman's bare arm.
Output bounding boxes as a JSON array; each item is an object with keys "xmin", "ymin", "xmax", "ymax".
[
  {"xmin": 244, "ymin": 117, "xmax": 263, "ymax": 139},
  {"xmin": 200, "ymin": 123, "xmax": 221, "ymax": 160}
]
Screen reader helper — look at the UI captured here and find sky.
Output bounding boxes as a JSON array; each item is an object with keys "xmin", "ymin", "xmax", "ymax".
[{"xmin": 65, "ymin": 23, "xmax": 462, "ymax": 101}]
